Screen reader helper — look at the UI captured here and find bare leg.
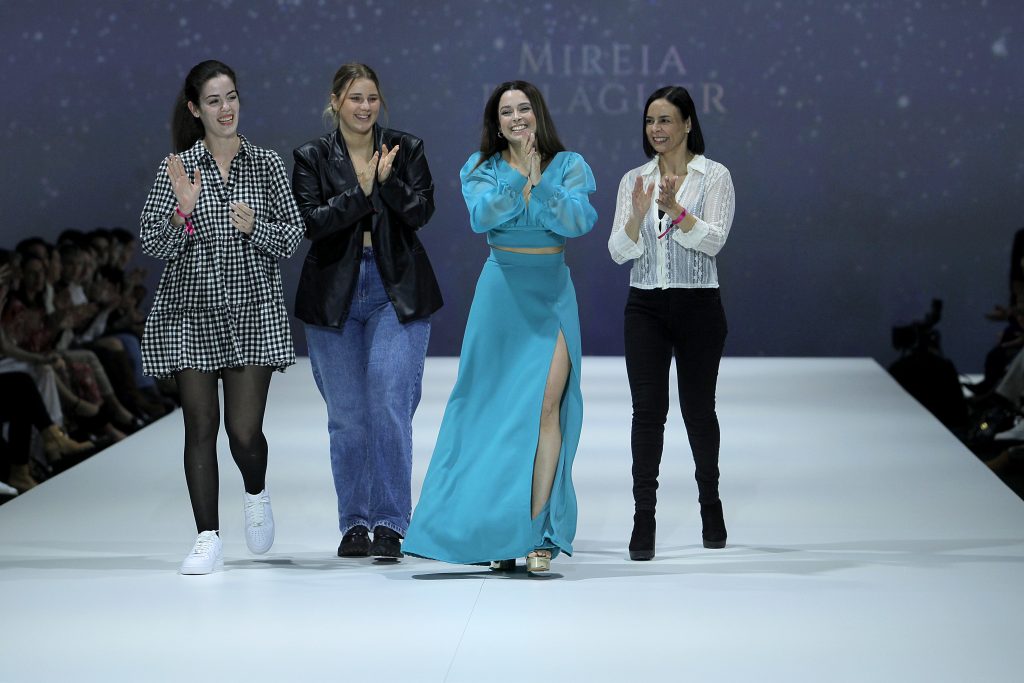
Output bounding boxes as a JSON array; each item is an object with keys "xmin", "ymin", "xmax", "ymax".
[{"xmin": 532, "ymin": 330, "xmax": 570, "ymax": 519}]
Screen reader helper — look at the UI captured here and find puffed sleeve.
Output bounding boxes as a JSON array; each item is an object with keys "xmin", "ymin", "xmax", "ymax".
[
  {"xmin": 529, "ymin": 152, "xmax": 598, "ymax": 238},
  {"xmin": 243, "ymin": 152, "xmax": 304, "ymax": 258},
  {"xmin": 292, "ymin": 143, "xmax": 374, "ymax": 243},
  {"xmin": 670, "ymin": 164, "xmax": 734, "ymax": 257},
  {"xmin": 139, "ymin": 158, "xmax": 190, "ymax": 261},
  {"xmin": 460, "ymin": 152, "xmax": 529, "ymax": 233},
  {"xmin": 378, "ymin": 136, "xmax": 435, "ymax": 230}
]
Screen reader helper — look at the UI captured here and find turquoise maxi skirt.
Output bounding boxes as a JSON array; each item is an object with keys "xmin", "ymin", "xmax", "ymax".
[{"xmin": 403, "ymin": 248, "xmax": 583, "ymax": 564}]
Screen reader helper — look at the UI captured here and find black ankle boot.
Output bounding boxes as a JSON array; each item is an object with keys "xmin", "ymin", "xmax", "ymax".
[
  {"xmin": 700, "ymin": 500, "xmax": 727, "ymax": 549},
  {"xmin": 629, "ymin": 510, "xmax": 656, "ymax": 561}
]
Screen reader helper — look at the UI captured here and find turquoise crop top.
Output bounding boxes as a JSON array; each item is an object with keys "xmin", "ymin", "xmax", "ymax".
[{"xmin": 459, "ymin": 151, "xmax": 598, "ymax": 248}]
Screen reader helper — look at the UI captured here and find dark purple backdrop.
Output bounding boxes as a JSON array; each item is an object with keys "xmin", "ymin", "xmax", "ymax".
[{"xmin": 3, "ymin": 0, "xmax": 1022, "ymax": 371}]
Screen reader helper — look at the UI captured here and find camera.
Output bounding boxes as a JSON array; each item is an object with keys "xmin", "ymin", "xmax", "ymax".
[{"xmin": 892, "ymin": 299, "xmax": 943, "ymax": 354}]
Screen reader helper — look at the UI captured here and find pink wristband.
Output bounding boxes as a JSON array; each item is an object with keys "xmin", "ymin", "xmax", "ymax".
[
  {"xmin": 175, "ymin": 207, "xmax": 195, "ymax": 235},
  {"xmin": 657, "ymin": 208, "xmax": 687, "ymax": 239}
]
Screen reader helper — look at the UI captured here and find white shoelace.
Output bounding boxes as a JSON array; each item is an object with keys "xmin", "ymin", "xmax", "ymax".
[
  {"xmin": 191, "ymin": 533, "xmax": 217, "ymax": 555},
  {"xmin": 245, "ymin": 494, "xmax": 268, "ymax": 527}
]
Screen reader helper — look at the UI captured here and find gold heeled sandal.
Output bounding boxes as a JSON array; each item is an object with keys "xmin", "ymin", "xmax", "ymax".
[{"xmin": 526, "ymin": 550, "xmax": 551, "ymax": 573}]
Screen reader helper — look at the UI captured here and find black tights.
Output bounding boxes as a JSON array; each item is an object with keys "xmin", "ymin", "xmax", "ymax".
[{"xmin": 175, "ymin": 366, "xmax": 274, "ymax": 533}]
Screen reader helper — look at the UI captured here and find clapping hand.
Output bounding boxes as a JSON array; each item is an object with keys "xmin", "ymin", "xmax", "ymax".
[
  {"xmin": 166, "ymin": 154, "xmax": 201, "ymax": 214},
  {"xmin": 631, "ymin": 176, "xmax": 655, "ymax": 220},
  {"xmin": 358, "ymin": 152, "xmax": 378, "ymax": 196},
  {"xmin": 655, "ymin": 175, "xmax": 683, "ymax": 218},
  {"xmin": 377, "ymin": 144, "xmax": 399, "ymax": 183},
  {"xmin": 525, "ymin": 132, "xmax": 542, "ymax": 186}
]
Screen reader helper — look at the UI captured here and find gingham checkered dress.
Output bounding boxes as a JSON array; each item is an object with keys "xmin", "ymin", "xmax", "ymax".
[{"xmin": 139, "ymin": 135, "xmax": 304, "ymax": 378}]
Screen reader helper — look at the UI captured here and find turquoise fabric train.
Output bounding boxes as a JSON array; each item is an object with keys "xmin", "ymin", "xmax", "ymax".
[{"xmin": 403, "ymin": 151, "xmax": 598, "ymax": 565}]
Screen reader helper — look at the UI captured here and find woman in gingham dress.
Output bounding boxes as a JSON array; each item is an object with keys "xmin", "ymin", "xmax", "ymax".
[{"xmin": 139, "ymin": 60, "xmax": 304, "ymax": 575}]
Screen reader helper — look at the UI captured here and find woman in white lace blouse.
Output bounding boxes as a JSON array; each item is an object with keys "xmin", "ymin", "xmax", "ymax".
[{"xmin": 608, "ymin": 85, "xmax": 735, "ymax": 561}]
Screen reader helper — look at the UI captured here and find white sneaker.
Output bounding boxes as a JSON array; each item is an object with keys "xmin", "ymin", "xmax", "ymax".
[
  {"xmin": 0, "ymin": 481, "xmax": 19, "ymax": 497},
  {"xmin": 995, "ymin": 417, "xmax": 1024, "ymax": 441},
  {"xmin": 243, "ymin": 489, "xmax": 275, "ymax": 554},
  {"xmin": 180, "ymin": 531, "xmax": 223, "ymax": 575}
]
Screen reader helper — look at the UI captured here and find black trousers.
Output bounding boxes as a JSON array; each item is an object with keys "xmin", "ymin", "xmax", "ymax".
[
  {"xmin": 0, "ymin": 372, "xmax": 53, "ymax": 468},
  {"xmin": 624, "ymin": 286, "xmax": 727, "ymax": 510}
]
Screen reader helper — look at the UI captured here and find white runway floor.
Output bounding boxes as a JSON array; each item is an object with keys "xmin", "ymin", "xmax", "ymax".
[{"xmin": 1, "ymin": 357, "xmax": 1022, "ymax": 682}]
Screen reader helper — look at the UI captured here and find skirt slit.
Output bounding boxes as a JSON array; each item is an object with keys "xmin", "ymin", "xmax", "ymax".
[{"xmin": 404, "ymin": 249, "xmax": 583, "ymax": 565}]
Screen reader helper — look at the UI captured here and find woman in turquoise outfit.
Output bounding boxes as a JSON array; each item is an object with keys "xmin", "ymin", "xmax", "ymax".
[{"xmin": 403, "ymin": 81, "xmax": 597, "ymax": 573}]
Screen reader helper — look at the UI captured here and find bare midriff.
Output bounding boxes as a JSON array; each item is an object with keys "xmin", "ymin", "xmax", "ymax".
[
  {"xmin": 363, "ymin": 231, "xmax": 372, "ymax": 247},
  {"xmin": 491, "ymin": 245, "xmax": 564, "ymax": 254}
]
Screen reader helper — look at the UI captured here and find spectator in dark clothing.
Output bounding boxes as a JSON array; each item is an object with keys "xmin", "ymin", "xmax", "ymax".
[{"xmin": 971, "ymin": 228, "xmax": 1024, "ymax": 395}]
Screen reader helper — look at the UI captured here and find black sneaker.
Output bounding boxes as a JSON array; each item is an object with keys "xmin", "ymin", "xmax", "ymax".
[
  {"xmin": 369, "ymin": 525, "xmax": 404, "ymax": 561},
  {"xmin": 338, "ymin": 525, "xmax": 371, "ymax": 557}
]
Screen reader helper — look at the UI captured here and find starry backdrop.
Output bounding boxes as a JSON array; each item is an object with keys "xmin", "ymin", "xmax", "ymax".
[{"xmin": 2, "ymin": 0, "xmax": 1022, "ymax": 370}]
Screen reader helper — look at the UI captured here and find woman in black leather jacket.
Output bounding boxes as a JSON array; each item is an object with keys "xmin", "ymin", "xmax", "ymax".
[{"xmin": 292, "ymin": 63, "xmax": 442, "ymax": 561}]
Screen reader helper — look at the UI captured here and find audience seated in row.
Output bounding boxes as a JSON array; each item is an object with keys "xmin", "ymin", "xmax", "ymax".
[{"xmin": 0, "ymin": 229, "xmax": 177, "ymax": 497}]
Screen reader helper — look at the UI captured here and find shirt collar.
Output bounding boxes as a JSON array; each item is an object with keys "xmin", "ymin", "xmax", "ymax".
[
  {"xmin": 641, "ymin": 153, "xmax": 707, "ymax": 177},
  {"xmin": 196, "ymin": 134, "xmax": 251, "ymax": 163}
]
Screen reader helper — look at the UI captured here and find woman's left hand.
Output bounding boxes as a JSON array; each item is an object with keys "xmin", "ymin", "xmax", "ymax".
[
  {"xmin": 230, "ymin": 201, "xmax": 255, "ymax": 235},
  {"xmin": 655, "ymin": 175, "xmax": 683, "ymax": 219}
]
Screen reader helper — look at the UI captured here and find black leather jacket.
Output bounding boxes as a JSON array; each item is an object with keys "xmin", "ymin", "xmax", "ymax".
[{"xmin": 291, "ymin": 127, "xmax": 443, "ymax": 327}]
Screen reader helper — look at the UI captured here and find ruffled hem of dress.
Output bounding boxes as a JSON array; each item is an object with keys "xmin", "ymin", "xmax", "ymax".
[{"xmin": 142, "ymin": 357, "xmax": 295, "ymax": 379}]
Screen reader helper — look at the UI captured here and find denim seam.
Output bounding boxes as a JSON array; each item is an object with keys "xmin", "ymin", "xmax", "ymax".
[
  {"xmin": 371, "ymin": 519, "xmax": 407, "ymax": 537},
  {"xmin": 341, "ymin": 520, "xmax": 370, "ymax": 535}
]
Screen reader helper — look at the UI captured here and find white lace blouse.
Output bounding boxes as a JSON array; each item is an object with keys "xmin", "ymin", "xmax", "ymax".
[{"xmin": 608, "ymin": 154, "xmax": 735, "ymax": 289}]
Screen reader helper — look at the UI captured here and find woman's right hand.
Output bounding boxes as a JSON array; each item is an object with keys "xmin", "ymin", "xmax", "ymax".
[
  {"xmin": 631, "ymin": 175, "xmax": 654, "ymax": 220},
  {"xmin": 166, "ymin": 154, "xmax": 202, "ymax": 215}
]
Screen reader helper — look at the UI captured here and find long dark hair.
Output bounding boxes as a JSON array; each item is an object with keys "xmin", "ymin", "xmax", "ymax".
[
  {"xmin": 642, "ymin": 86, "xmax": 705, "ymax": 158},
  {"xmin": 474, "ymin": 81, "xmax": 565, "ymax": 171},
  {"xmin": 171, "ymin": 60, "xmax": 238, "ymax": 153}
]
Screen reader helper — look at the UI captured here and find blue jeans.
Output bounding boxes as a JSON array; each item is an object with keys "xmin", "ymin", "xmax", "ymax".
[{"xmin": 305, "ymin": 249, "xmax": 430, "ymax": 537}]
